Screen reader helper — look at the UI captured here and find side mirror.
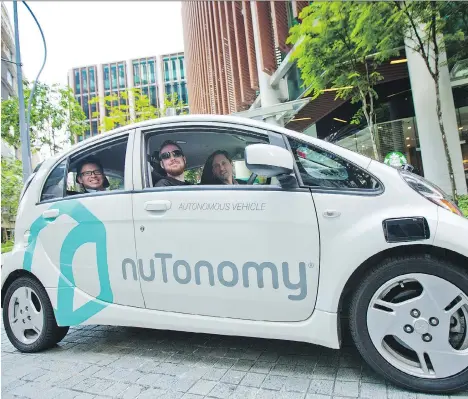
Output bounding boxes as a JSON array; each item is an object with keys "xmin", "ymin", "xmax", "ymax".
[{"xmin": 245, "ymin": 144, "xmax": 298, "ymax": 189}]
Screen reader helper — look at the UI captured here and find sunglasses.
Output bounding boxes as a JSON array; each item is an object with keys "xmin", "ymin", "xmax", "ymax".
[
  {"xmin": 80, "ymin": 169, "xmax": 103, "ymax": 177},
  {"xmin": 160, "ymin": 149, "xmax": 184, "ymax": 160}
]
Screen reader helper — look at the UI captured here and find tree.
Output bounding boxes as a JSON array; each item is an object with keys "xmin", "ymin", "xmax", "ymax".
[
  {"xmin": 90, "ymin": 88, "xmax": 188, "ymax": 132},
  {"xmin": 385, "ymin": 1, "xmax": 467, "ymax": 200},
  {"xmin": 1, "ymin": 157, "xmax": 23, "ymax": 231},
  {"xmin": 288, "ymin": 1, "xmax": 400, "ymax": 161},
  {"xmin": 1, "ymin": 81, "xmax": 88, "ymax": 155}
]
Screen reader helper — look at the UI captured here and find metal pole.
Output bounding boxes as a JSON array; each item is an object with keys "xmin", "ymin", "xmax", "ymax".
[{"xmin": 13, "ymin": 0, "xmax": 32, "ymax": 182}]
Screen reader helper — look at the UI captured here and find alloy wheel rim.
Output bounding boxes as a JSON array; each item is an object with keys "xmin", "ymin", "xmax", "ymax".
[
  {"xmin": 8, "ymin": 286, "xmax": 44, "ymax": 345},
  {"xmin": 367, "ymin": 273, "xmax": 468, "ymax": 379}
]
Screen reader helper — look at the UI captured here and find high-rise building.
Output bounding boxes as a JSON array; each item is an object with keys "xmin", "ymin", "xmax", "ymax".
[
  {"xmin": 1, "ymin": 2, "xmax": 17, "ymax": 101},
  {"xmin": 182, "ymin": 1, "xmax": 468, "ymax": 195},
  {"xmin": 68, "ymin": 52, "xmax": 188, "ymax": 141}
]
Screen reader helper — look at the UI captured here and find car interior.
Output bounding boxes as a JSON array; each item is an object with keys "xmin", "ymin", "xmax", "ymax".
[{"xmin": 144, "ymin": 129, "xmax": 278, "ymax": 187}]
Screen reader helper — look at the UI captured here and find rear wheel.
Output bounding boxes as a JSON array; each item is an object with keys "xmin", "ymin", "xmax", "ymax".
[
  {"xmin": 349, "ymin": 255, "xmax": 468, "ymax": 393},
  {"xmin": 3, "ymin": 276, "xmax": 66, "ymax": 353}
]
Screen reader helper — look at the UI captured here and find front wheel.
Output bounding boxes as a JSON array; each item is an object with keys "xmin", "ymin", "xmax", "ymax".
[
  {"xmin": 349, "ymin": 255, "xmax": 468, "ymax": 393},
  {"xmin": 3, "ymin": 276, "xmax": 66, "ymax": 353}
]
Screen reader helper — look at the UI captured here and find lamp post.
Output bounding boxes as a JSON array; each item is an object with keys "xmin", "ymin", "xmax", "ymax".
[{"xmin": 12, "ymin": 0, "xmax": 32, "ymax": 182}]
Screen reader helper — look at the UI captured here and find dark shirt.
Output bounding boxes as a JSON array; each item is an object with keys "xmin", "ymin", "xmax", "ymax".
[{"xmin": 154, "ymin": 176, "xmax": 190, "ymax": 187}]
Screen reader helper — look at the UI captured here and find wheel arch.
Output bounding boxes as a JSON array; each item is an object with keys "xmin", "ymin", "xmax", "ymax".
[
  {"xmin": 1, "ymin": 269, "xmax": 43, "ymax": 308},
  {"xmin": 337, "ymin": 244, "xmax": 468, "ymax": 339}
]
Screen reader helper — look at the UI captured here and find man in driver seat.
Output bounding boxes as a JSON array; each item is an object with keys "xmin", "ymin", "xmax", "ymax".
[{"xmin": 154, "ymin": 140, "xmax": 190, "ymax": 187}]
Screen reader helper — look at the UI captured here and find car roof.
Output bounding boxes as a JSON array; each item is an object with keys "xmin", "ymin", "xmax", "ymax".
[{"xmin": 39, "ymin": 114, "xmax": 373, "ymax": 173}]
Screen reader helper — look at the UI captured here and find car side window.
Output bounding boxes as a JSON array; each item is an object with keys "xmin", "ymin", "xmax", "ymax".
[
  {"xmin": 40, "ymin": 159, "xmax": 67, "ymax": 202},
  {"xmin": 144, "ymin": 127, "xmax": 275, "ymax": 188},
  {"xmin": 287, "ymin": 137, "xmax": 381, "ymax": 190},
  {"xmin": 39, "ymin": 135, "xmax": 129, "ymax": 202},
  {"xmin": 67, "ymin": 136, "xmax": 128, "ymax": 195}
]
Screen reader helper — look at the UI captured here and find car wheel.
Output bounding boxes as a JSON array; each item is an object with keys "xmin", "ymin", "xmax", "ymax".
[
  {"xmin": 3, "ymin": 276, "xmax": 64, "ymax": 353},
  {"xmin": 55, "ymin": 326, "xmax": 70, "ymax": 343},
  {"xmin": 349, "ymin": 255, "xmax": 468, "ymax": 393}
]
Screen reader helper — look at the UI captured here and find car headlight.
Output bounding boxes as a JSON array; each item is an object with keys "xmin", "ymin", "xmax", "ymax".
[{"xmin": 399, "ymin": 170, "xmax": 463, "ymax": 216}]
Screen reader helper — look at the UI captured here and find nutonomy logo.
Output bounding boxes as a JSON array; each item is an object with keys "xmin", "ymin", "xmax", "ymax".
[
  {"xmin": 24, "ymin": 200, "xmax": 113, "ymax": 325},
  {"xmin": 122, "ymin": 254, "xmax": 308, "ymax": 301}
]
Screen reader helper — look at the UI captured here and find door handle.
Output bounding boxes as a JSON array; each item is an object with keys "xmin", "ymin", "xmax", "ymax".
[
  {"xmin": 42, "ymin": 209, "xmax": 59, "ymax": 219},
  {"xmin": 323, "ymin": 210, "xmax": 341, "ymax": 218},
  {"xmin": 144, "ymin": 200, "xmax": 172, "ymax": 212}
]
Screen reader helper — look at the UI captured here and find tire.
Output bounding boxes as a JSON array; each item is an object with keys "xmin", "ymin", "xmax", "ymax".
[
  {"xmin": 55, "ymin": 326, "xmax": 70, "ymax": 343},
  {"xmin": 3, "ymin": 276, "xmax": 64, "ymax": 353},
  {"xmin": 349, "ymin": 255, "xmax": 468, "ymax": 394}
]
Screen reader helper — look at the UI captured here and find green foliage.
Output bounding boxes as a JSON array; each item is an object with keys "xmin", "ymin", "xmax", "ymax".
[
  {"xmin": 1, "ymin": 157, "xmax": 23, "ymax": 226},
  {"xmin": 1, "ymin": 81, "xmax": 87, "ymax": 154},
  {"xmin": 288, "ymin": 1, "xmax": 400, "ymax": 160},
  {"xmin": 457, "ymin": 194, "xmax": 468, "ymax": 218},
  {"xmin": 1, "ymin": 241, "xmax": 14, "ymax": 253},
  {"xmin": 90, "ymin": 88, "xmax": 188, "ymax": 132}
]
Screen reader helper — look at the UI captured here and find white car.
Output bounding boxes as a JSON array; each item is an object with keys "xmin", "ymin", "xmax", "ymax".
[{"xmin": 2, "ymin": 115, "xmax": 468, "ymax": 394}]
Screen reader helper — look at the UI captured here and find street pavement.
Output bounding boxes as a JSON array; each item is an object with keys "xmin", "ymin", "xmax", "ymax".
[{"xmin": 2, "ymin": 322, "xmax": 468, "ymax": 399}]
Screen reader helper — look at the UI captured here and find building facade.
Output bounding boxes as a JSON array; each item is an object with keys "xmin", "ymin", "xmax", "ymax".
[
  {"xmin": 181, "ymin": 0, "xmax": 468, "ymax": 196},
  {"xmin": 1, "ymin": 2, "xmax": 17, "ymax": 101},
  {"xmin": 68, "ymin": 52, "xmax": 188, "ymax": 141}
]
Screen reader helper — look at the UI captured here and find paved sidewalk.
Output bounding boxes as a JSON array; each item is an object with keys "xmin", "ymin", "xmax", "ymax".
[{"xmin": 2, "ymin": 324, "xmax": 467, "ymax": 399}]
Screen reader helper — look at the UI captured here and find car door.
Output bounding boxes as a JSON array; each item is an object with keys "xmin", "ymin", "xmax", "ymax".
[
  {"xmin": 130, "ymin": 122, "xmax": 320, "ymax": 322},
  {"xmin": 27, "ymin": 131, "xmax": 144, "ymax": 324}
]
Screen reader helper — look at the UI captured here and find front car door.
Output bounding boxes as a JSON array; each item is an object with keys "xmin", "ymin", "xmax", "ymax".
[{"xmin": 131, "ymin": 121, "xmax": 320, "ymax": 322}]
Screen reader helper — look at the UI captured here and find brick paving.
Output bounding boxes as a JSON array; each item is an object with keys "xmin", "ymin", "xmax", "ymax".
[{"xmin": 2, "ymin": 323, "xmax": 468, "ymax": 399}]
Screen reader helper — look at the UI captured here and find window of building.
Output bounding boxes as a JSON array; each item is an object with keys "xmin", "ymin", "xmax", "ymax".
[
  {"xmin": 181, "ymin": 82, "xmax": 188, "ymax": 104},
  {"xmin": 149, "ymin": 60, "xmax": 156, "ymax": 84},
  {"xmin": 6, "ymin": 48, "xmax": 13, "ymax": 61},
  {"xmin": 82, "ymin": 96, "xmax": 89, "ymax": 119},
  {"xmin": 89, "ymin": 68, "xmax": 96, "ymax": 93},
  {"xmin": 104, "ymin": 65, "xmax": 110, "ymax": 90},
  {"xmin": 118, "ymin": 63, "xmax": 126, "ymax": 89},
  {"xmin": 142, "ymin": 87, "xmax": 149, "ymax": 99},
  {"xmin": 165, "ymin": 83, "xmax": 172, "ymax": 97},
  {"xmin": 171, "ymin": 58, "xmax": 178, "ymax": 81},
  {"xmin": 91, "ymin": 120, "xmax": 98, "ymax": 135},
  {"xmin": 75, "ymin": 95, "xmax": 81, "ymax": 107},
  {"xmin": 90, "ymin": 94, "xmax": 97, "ymax": 115},
  {"xmin": 179, "ymin": 57, "xmax": 185, "ymax": 80},
  {"xmin": 74, "ymin": 69, "xmax": 81, "ymax": 95},
  {"xmin": 111, "ymin": 65, "xmax": 118, "ymax": 90},
  {"xmin": 150, "ymin": 86, "xmax": 157, "ymax": 107},
  {"xmin": 144, "ymin": 127, "xmax": 272, "ymax": 188},
  {"xmin": 133, "ymin": 61, "xmax": 140, "ymax": 85},
  {"xmin": 81, "ymin": 69, "xmax": 88, "ymax": 94},
  {"xmin": 164, "ymin": 59, "xmax": 170, "ymax": 82},
  {"xmin": 287, "ymin": 137, "xmax": 381, "ymax": 190},
  {"xmin": 141, "ymin": 61, "xmax": 148, "ymax": 85}
]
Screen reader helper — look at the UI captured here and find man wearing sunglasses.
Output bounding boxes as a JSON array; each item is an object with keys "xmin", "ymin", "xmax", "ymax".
[
  {"xmin": 75, "ymin": 156, "xmax": 110, "ymax": 193},
  {"xmin": 154, "ymin": 140, "xmax": 190, "ymax": 187}
]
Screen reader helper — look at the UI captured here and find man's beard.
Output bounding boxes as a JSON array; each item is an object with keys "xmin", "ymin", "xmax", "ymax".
[{"xmin": 166, "ymin": 162, "xmax": 185, "ymax": 177}]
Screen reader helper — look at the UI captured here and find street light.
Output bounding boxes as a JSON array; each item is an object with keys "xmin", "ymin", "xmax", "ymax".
[{"xmin": 12, "ymin": 0, "xmax": 47, "ymax": 183}]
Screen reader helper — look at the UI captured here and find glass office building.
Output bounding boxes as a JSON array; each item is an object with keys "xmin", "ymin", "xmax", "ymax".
[{"xmin": 69, "ymin": 53, "xmax": 188, "ymax": 142}]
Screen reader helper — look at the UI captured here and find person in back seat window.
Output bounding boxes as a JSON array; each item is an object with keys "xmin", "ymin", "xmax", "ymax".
[
  {"xmin": 75, "ymin": 156, "xmax": 109, "ymax": 193},
  {"xmin": 201, "ymin": 150, "xmax": 246, "ymax": 185},
  {"xmin": 154, "ymin": 140, "xmax": 190, "ymax": 187}
]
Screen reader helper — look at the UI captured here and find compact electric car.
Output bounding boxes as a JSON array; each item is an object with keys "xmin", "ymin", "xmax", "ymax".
[{"xmin": 2, "ymin": 115, "xmax": 468, "ymax": 393}]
